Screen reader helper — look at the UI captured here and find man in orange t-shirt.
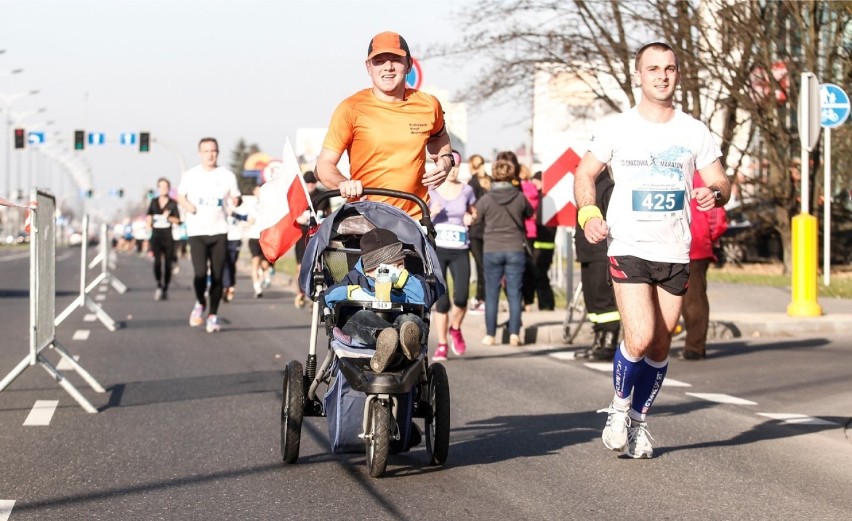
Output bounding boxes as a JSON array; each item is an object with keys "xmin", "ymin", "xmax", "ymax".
[{"xmin": 316, "ymin": 31, "xmax": 454, "ymax": 218}]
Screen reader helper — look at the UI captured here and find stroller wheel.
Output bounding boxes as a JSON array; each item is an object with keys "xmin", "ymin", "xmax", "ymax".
[
  {"xmin": 426, "ymin": 363, "xmax": 451, "ymax": 465},
  {"xmin": 365, "ymin": 399, "xmax": 391, "ymax": 478},
  {"xmin": 280, "ymin": 361, "xmax": 305, "ymax": 464}
]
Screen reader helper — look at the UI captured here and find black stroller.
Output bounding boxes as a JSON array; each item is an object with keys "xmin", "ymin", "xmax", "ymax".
[{"xmin": 281, "ymin": 189, "xmax": 451, "ymax": 478}]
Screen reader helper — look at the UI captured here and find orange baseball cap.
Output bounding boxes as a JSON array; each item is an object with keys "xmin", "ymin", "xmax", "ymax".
[{"xmin": 367, "ymin": 31, "xmax": 410, "ymax": 60}]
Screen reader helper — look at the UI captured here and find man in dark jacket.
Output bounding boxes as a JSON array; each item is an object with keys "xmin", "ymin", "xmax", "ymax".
[{"xmin": 574, "ymin": 168, "xmax": 621, "ymax": 360}]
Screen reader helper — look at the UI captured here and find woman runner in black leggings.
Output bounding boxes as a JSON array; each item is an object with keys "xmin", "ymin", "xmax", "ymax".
[{"xmin": 146, "ymin": 177, "xmax": 180, "ymax": 301}]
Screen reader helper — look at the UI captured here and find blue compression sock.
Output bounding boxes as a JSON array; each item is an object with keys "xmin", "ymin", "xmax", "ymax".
[
  {"xmin": 612, "ymin": 342, "xmax": 645, "ymax": 405},
  {"xmin": 631, "ymin": 356, "xmax": 669, "ymax": 421}
]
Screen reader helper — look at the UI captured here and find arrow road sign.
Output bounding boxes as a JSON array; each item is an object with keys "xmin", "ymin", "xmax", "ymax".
[
  {"xmin": 27, "ymin": 132, "xmax": 45, "ymax": 145},
  {"xmin": 120, "ymin": 132, "xmax": 136, "ymax": 145},
  {"xmin": 820, "ymin": 83, "xmax": 850, "ymax": 129}
]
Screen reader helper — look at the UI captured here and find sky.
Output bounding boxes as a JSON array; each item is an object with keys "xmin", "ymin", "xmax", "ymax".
[{"xmin": 0, "ymin": 0, "xmax": 528, "ymax": 221}]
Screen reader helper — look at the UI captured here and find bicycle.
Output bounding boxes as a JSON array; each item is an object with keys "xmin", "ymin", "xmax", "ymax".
[{"xmin": 562, "ymin": 281, "xmax": 587, "ymax": 344}]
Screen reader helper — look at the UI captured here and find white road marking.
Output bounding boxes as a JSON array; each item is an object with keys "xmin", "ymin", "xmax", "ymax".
[
  {"xmin": 686, "ymin": 392, "xmax": 757, "ymax": 405},
  {"xmin": 98, "ymin": 285, "xmax": 107, "ymax": 293},
  {"xmin": 23, "ymin": 400, "xmax": 59, "ymax": 426},
  {"xmin": 584, "ymin": 362, "xmax": 612, "ymax": 372},
  {"xmin": 757, "ymin": 413, "xmax": 837, "ymax": 426},
  {"xmin": 95, "ymin": 294, "xmax": 106, "ymax": 301},
  {"xmin": 550, "ymin": 351, "xmax": 578, "ymax": 360},
  {"xmin": 83, "ymin": 313, "xmax": 97, "ymax": 322},
  {"xmin": 56, "ymin": 355, "xmax": 80, "ymax": 371},
  {"xmin": 72, "ymin": 330, "xmax": 90, "ymax": 341},
  {"xmin": 0, "ymin": 500, "xmax": 14, "ymax": 521},
  {"xmin": 661, "ymin": 378, "xmax": 692, "ymax": 388},
  {"xmin": 583, "ymin": 363, "xmax": 692, "ymax": 387}
]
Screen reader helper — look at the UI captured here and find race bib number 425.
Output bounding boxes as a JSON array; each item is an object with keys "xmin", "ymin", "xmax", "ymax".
[{"xmin": 631, "ymin": 190, "xmax": 684, "ymax": 220}]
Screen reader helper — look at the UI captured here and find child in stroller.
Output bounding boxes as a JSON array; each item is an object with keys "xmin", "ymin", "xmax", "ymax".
[
  {"xmin": 282, "ymin": 190, "xmax": 450, "ymax": 478},
  {"xmin": 322, "ymin": 228, "xmax": 436, "ymax": 373}
]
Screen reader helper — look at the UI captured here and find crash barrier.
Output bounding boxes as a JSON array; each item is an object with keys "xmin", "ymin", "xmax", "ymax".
[
  {"xmin": 85, "ymin": 223, "xmax": 127, "ymax": 295},
  {"xmin": 55, "ymin": 215, "xmax": 120, "ymax": 331},
  {"xmin": 0, "ymin": 190, "xmax": 105, "ymax": 413}
]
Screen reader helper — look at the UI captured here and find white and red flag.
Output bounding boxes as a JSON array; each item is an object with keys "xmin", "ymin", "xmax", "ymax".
[{"xmin": 257, "ymin": 138, "xmax": 313, "ymax": 263}]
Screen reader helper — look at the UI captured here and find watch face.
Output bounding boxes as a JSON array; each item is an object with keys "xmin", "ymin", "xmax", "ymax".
[{"xmin": 713, "ymin": 189, "xmax": 722, "ymax": 201}]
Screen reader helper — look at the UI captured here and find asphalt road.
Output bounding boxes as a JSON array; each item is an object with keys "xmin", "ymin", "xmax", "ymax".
[{"xmin": 0, "ymin": 247, "xmax": 850, "ymax": 520}]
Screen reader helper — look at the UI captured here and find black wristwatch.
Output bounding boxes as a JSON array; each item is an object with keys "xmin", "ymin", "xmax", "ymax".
[
  {"xmin": 712, "ymin": 188, "xmax": 723, "ymax": 203},
  {"xmin": 440, "ymin": 153, "xmax": 455, "ymax": 168}
]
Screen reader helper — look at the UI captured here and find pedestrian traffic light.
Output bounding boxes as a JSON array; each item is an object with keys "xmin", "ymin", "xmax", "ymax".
[
  {"xmin": 117, "ymin": 188, "xmax": 124, "ymax": 198},
  {"xmin": 74, "ymin": 130, "xmax": 85, "ymax": 150},
  {"xmin": 139, "ymin": 132, "xmax": 150, "ymax": 152},
  {"xmin": 14, "ymin": 128, "xmax": 25, "ymax": 149},
  {"xmin": 86, "ymin": 189, "xmax": 93, "ymax": 198}
]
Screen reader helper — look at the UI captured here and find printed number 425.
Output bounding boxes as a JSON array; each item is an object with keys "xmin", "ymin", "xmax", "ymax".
[{"xmin": 642, "ymin": 192, "xmax": 678, "ymax": 211}]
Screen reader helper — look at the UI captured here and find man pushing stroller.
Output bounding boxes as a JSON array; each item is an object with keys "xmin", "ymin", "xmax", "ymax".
[{"xmin": 323, "ymin": 228, "xmax": 439, "ymax": 373}]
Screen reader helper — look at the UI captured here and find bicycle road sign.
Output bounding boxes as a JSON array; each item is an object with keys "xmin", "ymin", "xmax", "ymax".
[{"xmin": 820, "ymin": 83, "xmax": 850, "ymax": 129}]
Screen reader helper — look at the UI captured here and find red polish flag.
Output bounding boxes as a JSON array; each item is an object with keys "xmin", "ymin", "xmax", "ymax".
[{"xmin": 257, "ymin": 138, "xmax": 312, "ymax": 263}]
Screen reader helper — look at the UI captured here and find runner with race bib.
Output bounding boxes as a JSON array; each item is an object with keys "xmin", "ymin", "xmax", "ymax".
[{"xmin": 428, "ymin": 150, "xmax": 477, "ymax": 361}]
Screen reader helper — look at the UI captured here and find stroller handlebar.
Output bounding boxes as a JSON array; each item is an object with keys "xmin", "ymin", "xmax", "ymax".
[{"xmin": 311, "ymin": 188, "xmax": 436, "ymax": 240}]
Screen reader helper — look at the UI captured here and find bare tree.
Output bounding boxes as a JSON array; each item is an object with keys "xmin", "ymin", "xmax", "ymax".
[{"xmin": 428, "ymin": 0, "xmax": 851, "ymax": 271}]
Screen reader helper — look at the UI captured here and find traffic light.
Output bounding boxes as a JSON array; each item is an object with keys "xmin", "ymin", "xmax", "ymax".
[
  {"xmin": 139, "ymin": 132, "xmax": 150, "ymax": 152},
  {"xmin": 117, "ymin": 189, "xmax": 124, "ymax": 198},
  {"xmin": 14, "ymin": 128, "xmax": 25, "ymax": 149},
  {"xmin": 74, "ymin": 130, "xmax": 85, "ymax": 150}
]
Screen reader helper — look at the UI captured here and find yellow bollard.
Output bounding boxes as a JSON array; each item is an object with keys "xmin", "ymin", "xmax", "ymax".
[{"xmin": 787, "ymin": 213, "xmax": 823, "ymax": 316}]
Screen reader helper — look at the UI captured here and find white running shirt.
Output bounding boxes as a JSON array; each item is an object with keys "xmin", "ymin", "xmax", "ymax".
[
  {"xmin": 587, "ymin": 107, "xmax": 721, "ymax": 263},
  {"xmin": 178, "ymin": 165, "xmax": 240, "ymax": 237}
]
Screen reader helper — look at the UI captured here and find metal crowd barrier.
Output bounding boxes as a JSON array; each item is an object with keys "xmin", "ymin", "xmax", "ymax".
[
  {"xmin": 85, "ymin": 223, "xmax": 127, "ymax": 295},
  {"xmin": 0, "ymin": 190, "xmax": 105, "ymax": 413},
  {"xmin": 54, "ymin": 215, "xmax": 121, "ymax": 331}
]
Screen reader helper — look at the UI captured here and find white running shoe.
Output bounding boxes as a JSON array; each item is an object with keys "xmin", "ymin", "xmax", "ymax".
[
  {"xmin": 626, "ymin": 421, "xmax": 654, "ymax": 459},
  {"xmin": 597, "ymin": 402, "xmax": 631, "ymax": 452}
]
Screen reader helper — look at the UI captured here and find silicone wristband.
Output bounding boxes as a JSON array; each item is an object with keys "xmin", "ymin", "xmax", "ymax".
[{"xmin": 578, "ymin": 205, "xmax": 604, "ymax": 230}]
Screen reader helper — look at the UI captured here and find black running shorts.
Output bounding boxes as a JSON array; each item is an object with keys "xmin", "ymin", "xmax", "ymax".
[{"xmin": 608, "ymin": 255, "xmax": 689, "ymax": 296}]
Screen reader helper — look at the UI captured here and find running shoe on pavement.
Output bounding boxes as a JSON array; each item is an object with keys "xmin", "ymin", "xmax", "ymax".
[
  {"xmin": 449, "ymin": 327, "xmax": 467, "ymax": 356},
  {"xmin": 205, "ymin": 314, "xmax": 221, "ymax": 333},
  {"xmin": 626, "ymin": 421, "xmax": 654, "ymax": 459},
  {"xmin": 433, "ymin": 343, "xmax": 448, "ymax": 361},
  {"xmin": 481, "ymin": 335, "xmax": 495, "ymax": 346},
  {"xmin": 597, "ymin": 401, "xmax": 631, "ymax": 452},
  {"xmin": 509, "ymin": 333, "xmax": 522, "ymax": 346},
  {"xmin": 189, "ymin": 303, "xmax": 205, "ymax": 327}
]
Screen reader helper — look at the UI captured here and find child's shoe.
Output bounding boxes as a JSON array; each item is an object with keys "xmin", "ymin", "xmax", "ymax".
[
  {"xmin": 371, "ymin": 328, "xmax": 398, "ymax": 372},
  {"xmin": 399, "ymin": 321, "xmax": 421, "ymax": 361}
]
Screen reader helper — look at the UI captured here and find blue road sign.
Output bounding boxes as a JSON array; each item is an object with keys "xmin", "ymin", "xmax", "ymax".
[
  {"xmin": 88, "ymin": 132, "xmax": 106, "ymax": 145},
  {"xmin": 406, "ymin": 57, "xmax": 422, "ymax": 90},
  {"xmin": 120, "ymin": 132, "xmax": 136, "ymax": 145},
  {"xmin": 820, "ymin": 83, "xmax": 850, "ymax": 129},
  {"xmin": 27, "ymin": 132, "xmax": 45, "ymax": 145}
]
